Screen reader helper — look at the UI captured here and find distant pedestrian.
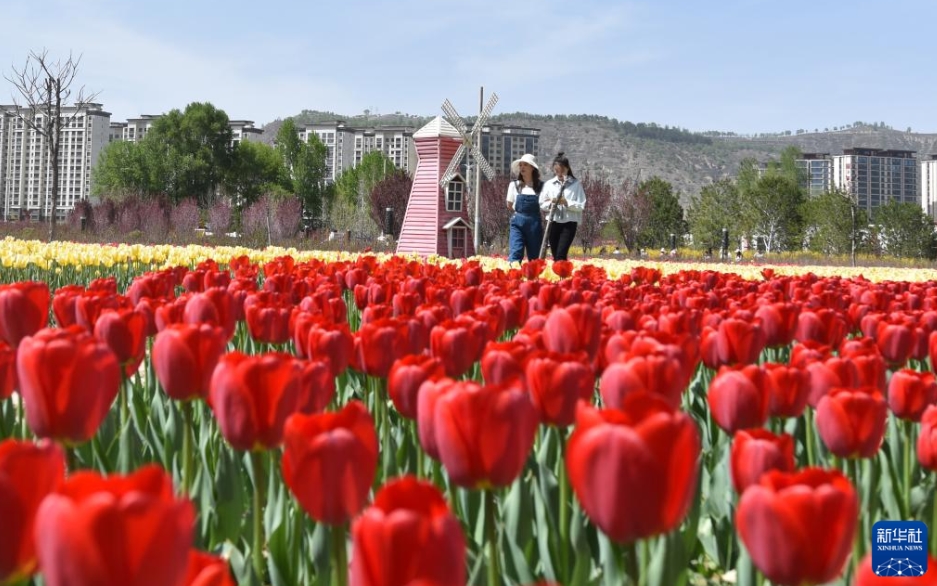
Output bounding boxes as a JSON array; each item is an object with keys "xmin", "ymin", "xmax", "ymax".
[
  {"xmin": 539, "ymin": 152, "xmax": 586, "ymax": 261},
  {"xmin": 506, "ymin": 153, "xmax": 544, "ymax": 263}
]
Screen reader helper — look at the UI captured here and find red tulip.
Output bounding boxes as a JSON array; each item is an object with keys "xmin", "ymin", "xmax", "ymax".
[
  {"xmin": 600, "ymin": 352, "xmax": 687, "ymax": 410},
  {"xmin": 888, "ymin": 369, "xmax": 937, "ymax": 422},
  {"xmin": 350, "ymin": 476, "xmax": 466, "ymax": 586},
  {"xmin": 525, "ymin": 350, "xmax": 594, "ymax": 426},
  {"xmin": 816, "ymin": 387, "xmax": 887, "ymax": 459},
  {"xmin": 243, "ymin": 291, "xmax": 293, "ymax": 345},
  {"xmin": 16, "ymin": 326, "xmax": 121, "ymax": 444},
  {"xmin": 432, "ymin": 380, "xmax": 538, "ymax": 488},
  {"xmin": 35, "ymin": 464, "xmax": 194, "ymax": 586},
  {"xmin": 416, "ymin": 378, "xmax": 457, "ymax": 461},
  {"xmin": 567, "ymin": 394, "xmax": 700, "ymax": 543},
  {"xmin": 282, "ymin": 401, "xmax": 378, "ymax": 525},
  {"xmin": 183, "ymin": 550, "xmax": 236, "ymax": 586},
  {"xmin": 0, "ymin": 439, "xmax": 66, "ymax": 583},
  {"xmin": 388, "ymin": 355, "xmax": 445, "ymax": 419},
  {"xmin": 480, "ymin": 340, "xmax": 528, "ymax": 386},
  {"xmin": 184, "ymin": 288, "xmax": 236, "ymax": 341},
  {"xmin": 876, "ymin": 319, "xmax": 914, "ymax": 368},
  {"xmin": 0, "ymin": 340, "xmax": 15, "ymax": 400},
  {"xmin": 152, "ymin": 324, "xmax": 228, "ymax": 401},
  {"xmin": 0, "ymin": 281, "xmax": 49, "ymax": 347},
  {"xmin": 307, "ymin": 321, "xmax": 354, "ymax": 377},
  {"xmin": 353, "ymin": 319, "xmax": 409, "ymax": 378},
  {"xmin": 730, "ymin": 429, "xmax": 795, "ymax": 493},
  {"xmin": 795, "ymin": 308, "xmax": 848, "ymax": 348},
  {"xmin": 94, "ymin": 308, "xmax": 148, "ymax": 378},
  {"xmin": 208, "ymin": 352, "xmax": 304, "ymax": 451},
  {"xmin": 542, "ymin": 304, "xmax": 602, "ymax": 357},
  {"xmin": 737, "ymin": 468, "xmax": 857, "ymax": 586},
  {"xmin": 701, "ymin": 317, "xmax": 767, "ymax": 368},
  {"xmin": 754, "ymin": 301, "xmax": 799, "ymax": 348},
  {"xmin": 853, "ymin": 552, "xmax": 937, "ymax": 585},
  {"xmin": 430, "ymin": 318, "xmax": 486, "ymax": 378},
  {"xmin": 52, "ymin": 284, "xmax": 84, "ymax": 328},
  {"xmin": 707, "ymin": 365, "xmax": 770, "ymax": 435},
  {"xmin": 917, "ymin": 405, "xmax": 937, "ymax": 471},
  {"xmin": 763, "ymin": 363, "xmax": 810, "ymax": 418},
  {"xmin": 297, "ymin": 359, "xmax": 336, "ymax": 414}
]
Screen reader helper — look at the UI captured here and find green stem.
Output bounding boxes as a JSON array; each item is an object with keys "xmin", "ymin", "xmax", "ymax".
[
  {"xmin": 65, "ymin": 445, "xmax": 78, "ymax": 473},
  {"xmin": 623, "ymin": 542, "xmax": 639, "ymax": 586},
  {"xmin": 250, "ymin": 451, "xmax": 267, "ymax": 584},
  {"xmin": 932, "ymin": 483, "xmax": 937, "ymax": 557},
  {"xmin": 639, "ymin": 539, "xmax": 650, "ymax": 586},
  {"xmin": 804, "ymin": 409, "xmax": 816, "ymax": 468},
  {"xmin": 331, "ymin": 523, "xmax": 348, "ymax": 586},
  {"xmin": 182, "ymin": 400, "xmax": 194, "ymax": 494},
  {"xmin": 118, "ymin": 376, "xmax": 130, "ymax": 473},
  {"xmin": 904, "ymin": 419, "xmax": 914, "ymax": 519},
  {"xmin": 0, "ymin": 401, "xmax": 7, "ymax": 440},
  {"xmin": 558, "ymin": 431, "xmax": 570, "ymax": 583},
  {"xmin": 486, "ymin": 489, "xmax": 501, "ymax": 586},
  {"xmin": 414, "ymin": 420, "xmax": 425, "ymax": 479},
  {"xmin": 19, "ymin": 392, "xmax": 27, "ymax": 438}
]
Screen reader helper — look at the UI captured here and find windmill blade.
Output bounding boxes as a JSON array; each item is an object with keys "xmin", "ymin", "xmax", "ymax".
[
  {"xmin": 470, "ymin": 144, "xmax": 496, "ymax": 180},
  {"xmin": 472, "ymin": 93, "xmax": 499, "ymax": 132},
  {"xmin": 441, "ymin": 99, "xmax": 470, "ymax": 138},
  {"xmin": 439, "ymin": 143, "xmax": 466, "ymax": 188}
]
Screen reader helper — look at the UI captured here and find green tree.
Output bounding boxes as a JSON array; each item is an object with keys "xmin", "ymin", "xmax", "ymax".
[
  {"xmin": 739, "ymin": 174, "xmax": 805, "ymax": 253},
  {"xmin": 687, "ymin": 179, "xmax": 742, "ymax": 254},
  {"xmin": 224, "ymin": 140, "xmax": 289, "ymax": 208},
  {"xmin": 637, "ymin": 176, "xmax": 686, "ymax": 249},
  {"xmin": 332, "ymin": 151, "xmax": 396, "ymax": 228},
  {"xmin": 92, "ymin": 140, "xmax": 158, "ymax": 199},
  {"xmin": 145, "ymin": 102, "xmax": 234, "ymax": 206},
  {"xmin": 803, "ymin": 187, "xmax": 869, "ymax": 259},
  {"xmin": 874, "ymin": 200, "xmax": 937, "ymax": 259},
  {"xmin": 275, "ymin": 120, "xmax": 330, "ymax": 222}
]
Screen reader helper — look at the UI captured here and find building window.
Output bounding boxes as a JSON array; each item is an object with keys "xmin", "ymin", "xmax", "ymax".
[
  {"xmin": 452, "ymin": 227, "xmax": 465, "ymax": 250},
  {"xmin": 446, "ymin": 179, "xmax": 463, "ymax": 212}
]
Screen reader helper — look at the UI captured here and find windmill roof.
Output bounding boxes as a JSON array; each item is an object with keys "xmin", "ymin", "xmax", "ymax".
[{"xmin": 414, "ymin": 116, "xmax": 462, "ymax": 139}]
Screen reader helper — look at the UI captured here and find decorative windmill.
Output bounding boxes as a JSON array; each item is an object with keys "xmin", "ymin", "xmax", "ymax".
[{"xmin": 439, "ymin": 90, "xmax": 499, "ymax": 250}]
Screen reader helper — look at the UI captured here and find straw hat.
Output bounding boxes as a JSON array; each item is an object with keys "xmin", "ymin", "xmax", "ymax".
[{"xmin": 510, "ymin": 153, "xmax": 540, "ymax": 176}]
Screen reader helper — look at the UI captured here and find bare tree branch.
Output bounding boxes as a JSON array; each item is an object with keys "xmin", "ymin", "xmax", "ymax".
[{"xmin": 3, "ymin": 49, "xmax": 99, "ymax": 239}]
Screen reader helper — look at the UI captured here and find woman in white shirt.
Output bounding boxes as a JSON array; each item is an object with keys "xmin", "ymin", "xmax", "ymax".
[
  {"xmin": 505, "ymin": 153, "xmax": 544, "ymax": 263},
  {"xmin": 539, "ymin": 152, "xmax": 586, "ymax": 261}
]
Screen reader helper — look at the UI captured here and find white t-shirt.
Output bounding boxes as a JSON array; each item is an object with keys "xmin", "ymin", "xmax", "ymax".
[{"xmin": 506, "ymin": 181, "xmax": 539, "ymax": 210}]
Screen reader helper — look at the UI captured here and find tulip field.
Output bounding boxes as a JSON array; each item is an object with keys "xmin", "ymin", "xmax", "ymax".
[{"xmin": 4, "ymin": 236, "xmax": 937, "ymax": 586}]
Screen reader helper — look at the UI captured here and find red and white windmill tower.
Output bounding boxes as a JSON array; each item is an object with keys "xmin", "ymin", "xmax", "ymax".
[{"xmin": 396, "ymin": 90, "xmax": 498, "ymax": 258}]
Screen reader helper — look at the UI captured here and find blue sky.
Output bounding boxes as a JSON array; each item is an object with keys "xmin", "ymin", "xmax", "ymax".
[{"xmin": 2, "ymin": 0, "xmax": 934, "ymax": 134}]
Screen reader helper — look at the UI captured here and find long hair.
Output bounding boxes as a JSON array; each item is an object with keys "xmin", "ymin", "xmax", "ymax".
[
  {"xmin": 553, "ymin": 152, "xmax": 576, "ymax": 180},
  {"xmin": 515, "ymin": 167, "xmax": 544, "ymax": 194}
]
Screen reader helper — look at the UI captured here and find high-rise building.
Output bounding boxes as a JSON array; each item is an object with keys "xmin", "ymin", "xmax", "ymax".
[
  {"xmin": 921, "ymin": 155, "xmax": 937, "ymax": 221},
  {"xmin": 478, "ymin": 123, "xmax": 540, "ymax": 176},
  {"xmin": 0, "ymin": 103, "xmax": 111, "ymax": 221},
  {"xmin": 352, "ymin": 125, "xmax": 415, "ymax": 172},
  {"xmin": 795, "ymin": 153, "xmax": 833, "ymax": 195},
  {"xmin": 229, "ymin": 120, "xmax": 262, "ymax": 146},
  {"xmin": 298, "ymin": 121, "xmax": 356, "ymax": 182},
  {"xmin": 122, "ymin": 114, "xmax": 160, "ymax": 142},
  {"xmin": 831, "ymin": 148, "xmax": 918, "ymax": 214}
]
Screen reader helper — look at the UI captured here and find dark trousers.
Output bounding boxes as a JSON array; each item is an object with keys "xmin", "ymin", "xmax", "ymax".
[{"xmin": 547, "ymin": 221, "xmax": 577, "ymax": 260}]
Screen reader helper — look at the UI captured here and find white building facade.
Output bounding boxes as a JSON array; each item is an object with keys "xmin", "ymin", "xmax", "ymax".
[
  {"xmin": 831, "ymin": 148, "xmax": 918, "ymax": 214},
  {"xmin": 0, "ymin": 103, "xmax": 111, "ymax": 221},
  {"xmin": 921, "ymin": 155, "xmax": 937, "ymax": 221}
]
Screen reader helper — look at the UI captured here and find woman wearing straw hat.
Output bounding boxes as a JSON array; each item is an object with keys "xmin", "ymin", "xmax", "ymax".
[
  {"xmin": 539, "ymin": 152, "xmax": 586, "ymax": 261},
  {"xmin": 506, "ymin": 153, "xmax": 544, "ymax": 263}
]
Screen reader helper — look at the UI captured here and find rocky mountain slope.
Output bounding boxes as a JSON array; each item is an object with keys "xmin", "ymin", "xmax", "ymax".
[{"xmin": 261, "ymin": 112, "xmax": 937, "ymax": 207}]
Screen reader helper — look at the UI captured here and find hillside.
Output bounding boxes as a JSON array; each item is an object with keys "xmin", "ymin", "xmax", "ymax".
[{"xmin": 261, "ymin": 112, "xmax": 937, "ymax": 207}]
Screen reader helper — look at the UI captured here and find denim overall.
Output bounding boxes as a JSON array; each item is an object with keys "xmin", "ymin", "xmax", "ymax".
[{"xmin": 508, "ymin": 183, "xmax": 543, "ymax": 262}]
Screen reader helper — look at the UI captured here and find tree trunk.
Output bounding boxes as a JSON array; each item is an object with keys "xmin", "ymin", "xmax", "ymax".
[{"xmin": 47, "ymin": 78, "xmax": 61, "ymax": 242}]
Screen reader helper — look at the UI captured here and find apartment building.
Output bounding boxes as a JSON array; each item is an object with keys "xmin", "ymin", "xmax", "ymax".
[
  {"xmin": 352, "ymin": 125, "xmax": 415, "ymax": 172},
  {"xmin": 921, "ymin": 155, "xmax": 937, "ymax": 221},
  {"xmin": 0, "ymin": 103, "xmax": 111, "ymax": 221},
  {"xmin": 478, "ymin": 124, "xmax": 540, "ymax": 176},
  {"xmin": 229, "ymin": 120, "xmax": 262, "ymax": 146},
  {"xmin": 794, "ymin": 153, "xmax": 833, "ymax": 195},
  {"xmin": 122, "ymin": 114, "xmax": 160, "ymax": 142},
  {"xmin": 831, "ymin": 148, "xmax": 918, "ymax": 214},
  {"xmin": 298, "ymin": 121, "xmax": 356, "ymax": 182}
]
